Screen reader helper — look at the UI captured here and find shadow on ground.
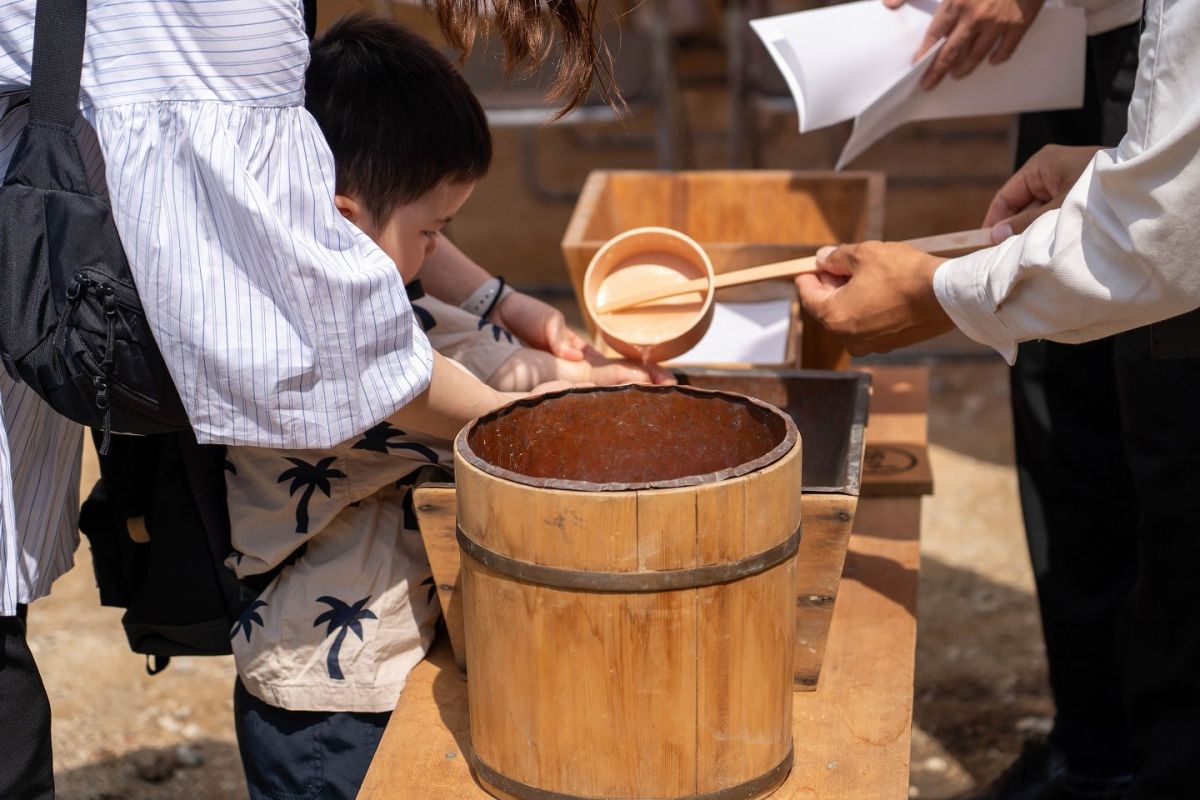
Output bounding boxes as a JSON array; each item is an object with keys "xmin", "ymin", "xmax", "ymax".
[
  {"xmin": 910, "ymin": 554, "xmax": 1051, "ymax": 799},
  {"xmin": 54, "ymin": 739, "xmax": 247, "ymax": 800}
]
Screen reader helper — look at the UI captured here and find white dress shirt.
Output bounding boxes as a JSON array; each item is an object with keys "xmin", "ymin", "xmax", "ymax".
[
  {"xmin": 0, "ymin": 1, "xmax": 433, "ymax": 614},
  {"xmin": 934, "ymin": 0, "xmax": 1198, "ymax": 364},
  {"xmin": 1053, "ymin": 0, "xmax": 1143, "ymax": 35}
]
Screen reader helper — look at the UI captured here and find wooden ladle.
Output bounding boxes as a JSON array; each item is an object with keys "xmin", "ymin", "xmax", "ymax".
[{"xmin": 595, "ymin": 228, "xmax": 996, "ymax": 314}]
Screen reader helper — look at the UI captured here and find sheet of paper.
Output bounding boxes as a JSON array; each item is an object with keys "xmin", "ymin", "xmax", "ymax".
[
  {"xmin": 750, "ymin": 0, "xmax": 1086, "ymax": 168},
  {"xmin": 749, "ymin": 0, "xmax": 939, "ymax": 132},
  {"xmin": 837, "ymin": 5, "xmax": 1086, "ymax": 167},
  {"xmin": 670, "ymin": 300, "xmax": 792, "ymax": 365}
]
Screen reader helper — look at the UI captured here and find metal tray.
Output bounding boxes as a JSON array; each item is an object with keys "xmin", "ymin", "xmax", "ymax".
[{"xmin": 672, "ymin": 368, "xmax": 870, "ymax": 495}]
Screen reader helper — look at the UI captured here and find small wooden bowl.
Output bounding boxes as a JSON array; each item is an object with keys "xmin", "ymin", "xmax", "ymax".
[{"xmin": 583, "ymin": 227, "xmax": 716, "ymax": 363}]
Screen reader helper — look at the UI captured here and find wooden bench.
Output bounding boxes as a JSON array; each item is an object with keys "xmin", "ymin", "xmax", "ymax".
[{"xmin": 359, "ymin": 365, "xmax": 929, "ymax": 800}]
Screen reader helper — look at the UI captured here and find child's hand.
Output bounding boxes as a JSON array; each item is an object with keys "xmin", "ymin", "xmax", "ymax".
[
  {"xmin": 529, "ymin": 380, "xmax": 579, "ymax": 395},
  {"xmin": 486, "ymin": 346, "xmax": 674, "ymax": 392},
  {"xmin": 576, "ymin": 347, "xmax": 676, "ymax": 386},
  {"xmin": 490, "ymin": 292, "xmax": 587, "ymax": 361}
]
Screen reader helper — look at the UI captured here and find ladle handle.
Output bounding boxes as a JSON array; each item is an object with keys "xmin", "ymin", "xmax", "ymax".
[{"xmin": 596, "ymin": 228, "xmax": 997, "ymax": 313}]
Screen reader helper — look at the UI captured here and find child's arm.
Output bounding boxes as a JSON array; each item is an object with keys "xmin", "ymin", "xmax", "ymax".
[
  {"xmin": 388, "ymin": 351, "xmax": 536, "ymax": 439},
  {"xmin": 486, "ymin": 347, "xmax": 675, "ymax": 392},
  {"xmin": 418, "ymin": 237, "xmax": 586, "ymax": 360}
]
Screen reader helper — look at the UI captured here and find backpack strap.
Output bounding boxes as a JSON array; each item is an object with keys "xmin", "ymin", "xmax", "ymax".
[
  {"xmin": 174, "ymin": 431, "xmax": 306, "ymax": 607},
  {"xmin": 304, "ymin": 0, "xmax": 318, "ymax": 42},
  {"xmin": 29, "ymin": 0, "xmax": 87, "ymax": 129}
]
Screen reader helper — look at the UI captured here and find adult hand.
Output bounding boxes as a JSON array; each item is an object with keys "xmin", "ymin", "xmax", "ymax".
[
  {"xmin": 884, "ymin": 0, "xmax": 1046, "ymax": 90},
  {"xmin": 489, "ymin": 291, "xmax": 587, "ymax": 361},
  {"xmin": 983, "ymin": 144, "xmax": 1101, "ymax": 241},
  {"xmin": 795, "ymin": 242, "xmax": 953, "ymax": 356}
]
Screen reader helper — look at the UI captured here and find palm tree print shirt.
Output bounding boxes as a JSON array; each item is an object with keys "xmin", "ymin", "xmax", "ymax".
[{"xmin": 224, "ymin": 297, "xmax": 521, "ymax": 712}]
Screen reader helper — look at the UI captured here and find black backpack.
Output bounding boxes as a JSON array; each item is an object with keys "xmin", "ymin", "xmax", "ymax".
[
  {"xmin": 78, "ymin": 429, "xmax": 315, "ymax": 673},
  {"xmin": 77, "ymin": 431, "xmax": 271, "ymax": 672},
  {"xmin": 0, "ymin": 0, "xmax": 188, "ymax": 452}
]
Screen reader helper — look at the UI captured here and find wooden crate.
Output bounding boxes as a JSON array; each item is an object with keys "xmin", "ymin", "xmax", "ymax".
[{"xmin": 561, "ymin": 170, "xmax": 885, "ymax": 369}]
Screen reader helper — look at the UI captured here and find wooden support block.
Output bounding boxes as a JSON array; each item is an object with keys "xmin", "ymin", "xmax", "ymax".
[
  {"xmin": 793, "ymin": 493, "xmax": 856, "ymax": 690},
  {"xmin": 860, "ymin": 442, "xmax": 934, "ymax": 496},
  {"xmin": 412, "ymin": 482, "xmax": 464, "ymax": 673}
]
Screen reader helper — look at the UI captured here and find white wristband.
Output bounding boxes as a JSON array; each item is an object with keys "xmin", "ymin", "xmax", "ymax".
[{"xmin": 460, "ymin": 277, "xmax": 514, "ymax": 318}]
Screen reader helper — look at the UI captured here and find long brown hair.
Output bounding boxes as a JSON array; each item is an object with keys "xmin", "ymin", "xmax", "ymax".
[{"xmin": 428, "ymin": 0, "xmax": 619, "ymax": 117}]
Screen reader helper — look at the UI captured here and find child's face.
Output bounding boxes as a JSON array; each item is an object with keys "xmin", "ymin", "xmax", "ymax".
[{"xmin": 338, "ymin": 180, "xmax": 476, "ymax": 282}]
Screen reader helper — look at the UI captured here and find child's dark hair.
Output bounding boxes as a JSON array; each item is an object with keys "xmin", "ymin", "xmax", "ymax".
[{"xmin": 306, "ymin": 14, "xmax": 492, "ymax": 222}]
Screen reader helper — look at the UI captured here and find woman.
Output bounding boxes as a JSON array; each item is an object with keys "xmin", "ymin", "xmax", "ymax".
[{"xmin": 0, "ymin": 1, "xmax": 613, "ymax": 796}]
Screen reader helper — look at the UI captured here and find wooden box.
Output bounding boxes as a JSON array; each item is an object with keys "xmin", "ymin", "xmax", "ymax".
[
  {"xmin": 561, "ymin": 170, "xmax": 885, "ymax": 368},
  {"xmin": 414, "ymin": 368, "xmax": 869, "ymax": 692}
]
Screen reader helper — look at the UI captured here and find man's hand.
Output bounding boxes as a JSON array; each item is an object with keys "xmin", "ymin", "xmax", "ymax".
[
  {"xmin": 794, "ymin": 242, "xmax": 953, "ymax": 356},
  {"xmin": 983, "ymin": 144, "xmax": 1101, "ymax": 241},
  {"xmin": 885, "ymin": 0, "xmax": 1045, "ymax": 90},
  {"xmin": 489, "ymin": 291, "xmax": 587, "ymax": 361}
]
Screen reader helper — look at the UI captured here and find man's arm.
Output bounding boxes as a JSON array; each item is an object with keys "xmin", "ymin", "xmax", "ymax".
[{"xmin": 799, "ymin": 0, "xmax": 1200, "ymax": 363}]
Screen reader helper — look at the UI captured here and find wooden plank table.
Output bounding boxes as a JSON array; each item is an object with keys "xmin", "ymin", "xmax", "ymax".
[{"xmin": 360, "ymin": 366, "xmax": 929, "ymax": 800}]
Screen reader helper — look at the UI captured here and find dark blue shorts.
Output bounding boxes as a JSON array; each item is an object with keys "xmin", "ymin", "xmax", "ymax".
[{"xmin": 233, "ymin": 678, "xmax": 391, "ymax": 800}]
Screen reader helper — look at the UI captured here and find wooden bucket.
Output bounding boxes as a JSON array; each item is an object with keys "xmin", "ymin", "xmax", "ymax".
[{"xmin": 455, "ymin": 385, "xmax": 801, "ymax": 800}]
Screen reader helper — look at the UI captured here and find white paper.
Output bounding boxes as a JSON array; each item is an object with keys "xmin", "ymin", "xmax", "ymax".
[
  {"xmin": 670, "ymin": 300, "xmax": 792, "ymax": 365},
  {"xmin": 750, "ymin": 0, "xmax": 1086, "ymax": 168}
]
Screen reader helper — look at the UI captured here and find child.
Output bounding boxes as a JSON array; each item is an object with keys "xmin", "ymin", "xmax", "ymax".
[{"xmin": 225, "ymin": 14, "xmax": 672, "ymax": 800}]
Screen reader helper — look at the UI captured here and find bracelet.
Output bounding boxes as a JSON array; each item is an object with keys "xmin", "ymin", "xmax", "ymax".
[
  {"xmin": 481, "ymin": 277, "xmax": 511, "ymax": 319},
  {"xmin": 460, "ymin": 276, "xmax": 514, "ymax": 318}
]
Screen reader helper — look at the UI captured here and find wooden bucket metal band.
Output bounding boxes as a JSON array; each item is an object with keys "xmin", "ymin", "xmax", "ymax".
[
  {"xmin": 456, "ymin": 524, "xmax": 801, "ymax": 593},
  {"xmin": 465, "ymin": 745, "xmax": 794, "ymax": 800}
]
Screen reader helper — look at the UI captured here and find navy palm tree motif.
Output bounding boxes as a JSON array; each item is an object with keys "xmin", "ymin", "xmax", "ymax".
[
  {"xmin": 351, "ymin": 422, "xmax": 439, "ymax": 463},
  {"xmin": 419, "ymin": 576, "xmax": 438, "ymax": 606},
  {"xmin": 413, "ymin": 303, "xmax": 436, "ymax": 333},
  {"xmin": 477, "ymin": 317, "xmax": 514, "ymax": 344},
  {"xmin": 313, "ymin": 595, "xmax": 377, "ymax": 680},
  {"xmin": 230, "ymin": 600, "xmax": 267, "ymax": 643},
  {"xmin": 277, "ymin": 456, "xmax": 345, "ymax": 534}
]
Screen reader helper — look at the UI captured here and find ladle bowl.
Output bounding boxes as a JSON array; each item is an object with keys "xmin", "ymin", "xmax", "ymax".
[{"xmin": 583, "ymin": 227, "xmax": 716, "ymax": 363}]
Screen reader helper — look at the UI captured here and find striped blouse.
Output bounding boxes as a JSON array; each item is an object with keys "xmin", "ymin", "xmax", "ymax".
[{"xmin": 0, "ymin": 1, "xmax": 433, "ymax": 615}]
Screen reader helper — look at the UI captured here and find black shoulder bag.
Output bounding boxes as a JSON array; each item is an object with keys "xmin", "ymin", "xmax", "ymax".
[
  {"xmin": 70, "ymin": 0, "xmax": 319, "ymax": 673},
  {"xmin": 0, "ymin": 0, "xmax": 188, "ymax": 452}
]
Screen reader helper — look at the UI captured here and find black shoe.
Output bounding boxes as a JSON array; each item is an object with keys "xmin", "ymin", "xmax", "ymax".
[{"xmin": 960, "ymin": 738, "xmax": 1133, "ymax": 800}]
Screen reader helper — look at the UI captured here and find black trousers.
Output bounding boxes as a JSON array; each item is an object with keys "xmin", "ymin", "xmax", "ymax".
[
  {"xmin": 1012, "ymin": 17, "xmax": 1200, "ymax": 797},
  {"xmin": 234, "ymin": 679, "xmax": 389, "ymax": 800},
  {"xmin": 0, "ymin": 607, "xmax": 54, "ymax": 800}
]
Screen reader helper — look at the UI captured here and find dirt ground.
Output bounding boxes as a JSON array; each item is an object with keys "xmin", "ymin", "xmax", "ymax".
[{"xmin": 25, "ymin": 21, "xmax": 1052, "ymax": 798}]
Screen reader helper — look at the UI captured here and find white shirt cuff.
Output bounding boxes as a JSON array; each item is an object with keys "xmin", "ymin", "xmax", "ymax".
[{"xmin": 933, "ymin": 252, "xmax": 1020, "ymax": 365}]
